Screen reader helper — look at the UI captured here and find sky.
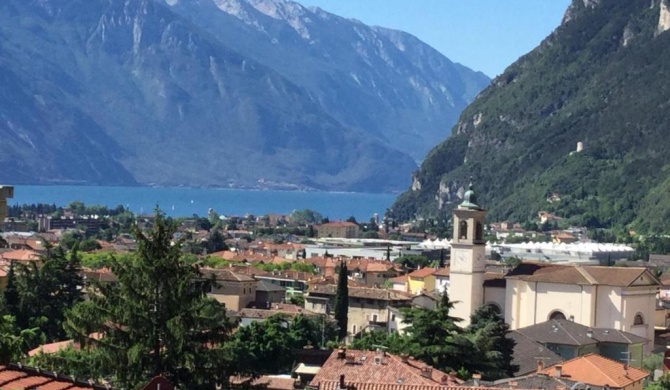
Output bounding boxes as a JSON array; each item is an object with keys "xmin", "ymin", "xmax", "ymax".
[{"xmin": 298, "ymin": 0, "xmax": 572, "ymax": 78}]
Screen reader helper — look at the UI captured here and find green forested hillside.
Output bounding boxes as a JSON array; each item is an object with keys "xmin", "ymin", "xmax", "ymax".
[{"xmin": 391, "ymin": 0, "xmax": 670, "ymax": 232}]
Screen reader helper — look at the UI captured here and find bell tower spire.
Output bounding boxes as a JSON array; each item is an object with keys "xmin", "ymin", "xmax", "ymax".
[{"xmin": 450, "ymin": 178, "xmax": 486, "ymax": 326}]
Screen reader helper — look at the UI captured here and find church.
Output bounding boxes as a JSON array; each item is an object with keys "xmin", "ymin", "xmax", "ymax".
[{"xmin": 449, "ymin": 183, "xmax": 660, "ymax": 353}]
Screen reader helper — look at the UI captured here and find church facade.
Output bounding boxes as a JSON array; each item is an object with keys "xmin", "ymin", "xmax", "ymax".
[{"xmin": 450, "ymin": 184, "xmax": 659, "ymax": 352}]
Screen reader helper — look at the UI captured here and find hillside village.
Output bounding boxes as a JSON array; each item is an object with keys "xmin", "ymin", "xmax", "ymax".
[{"xmin": 2, "ymin": 184, "xmax": 670, "ymax": 389}]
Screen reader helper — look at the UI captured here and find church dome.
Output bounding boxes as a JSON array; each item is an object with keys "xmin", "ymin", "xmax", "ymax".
[
  {"xmin": 463, "ymin": 185, "xmax": 477, "ymax": 205},
  {"xmin": 459, "ymin": 180, "xmax": 483, "ymax": 210}
]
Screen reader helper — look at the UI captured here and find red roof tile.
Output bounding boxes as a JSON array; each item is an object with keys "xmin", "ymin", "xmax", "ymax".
[
  {"xmin": 309, "ymin": 349, "xmax": 461, "ymax": 387},
  {"xmin": 408, "ymin": 268, "xmax": 437, "ymax": 279},
  {"xmin": 542, "ymin": 353, "xmax": 650, "ymax": 387}
]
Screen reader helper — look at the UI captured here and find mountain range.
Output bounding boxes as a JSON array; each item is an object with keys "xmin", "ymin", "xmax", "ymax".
[
  {"xmin": 0, "ymin": 0, "xmax": 489, "ymax": 192},
  {"xmin": 391, "ymin": 0, "xmax": 670, "ymax": 232}
]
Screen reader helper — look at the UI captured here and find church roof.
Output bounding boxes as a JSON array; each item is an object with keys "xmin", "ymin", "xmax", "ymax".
[
  {"xmin": 514, "ymin": 319, "xmax": 648, "ymax": 347},
  {"xmin": 507, "ymin": 331, "xmax": 563, "ymax": 377},
  {"xmin": 505, "ymin": 262, "xmax": 659, "ymax": 287}
]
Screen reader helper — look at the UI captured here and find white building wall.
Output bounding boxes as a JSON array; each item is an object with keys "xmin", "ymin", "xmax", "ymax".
[
  {"xmin": 435, "ymin": 276, "xmax": 449, "ymax": 294},
  {"xmin": 595, "ymin": 285, "xmax": 623, "ymax": 329},
  {"xmin": 621, "ymin": 287, "xmax": 657, "ymax": 354},
  {"xmin": 484, "ymin": 286, "xmax": 506, "ymax": 314}
]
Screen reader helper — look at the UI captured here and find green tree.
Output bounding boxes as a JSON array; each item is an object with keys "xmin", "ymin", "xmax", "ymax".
[
  {"xmin": 466, "ymin": 305, "xmax": 518, "ymax": 380},
  {"xmin": 26, "ymin": 345, "xmax": 110, "ymax": 380},
  {"xmin": 291, "ymin": 209, "xmax": 324, "ymax": 225},
  {"xmin": 349, "ymin": 330, "xmax": 407, "ymax": 354},
  {"xmin": 227, "ymin": 315, "xmax": 295, "ymax": 374},
  {"xmin": 13, "ymin": 244, "xmax": 83, "ymax": 343},
  {"xmin": 0, "ymin": 315, "xmax": 39, "ymax": 364},
  {"xmin": 646, "ymin": 372, "xmax": 670, "ymax": 390},
  {"xmin": 401, "ymin": 292, "xmax": 468, "ymax": 373},
  {"xmin": 334, "ymin": 262, "xmax": 349, "ymax": 340},
  {"xmin": 3, "ymin": 261, "xmax": 20, "ymax": 318},
  {"xmin": 63, "ymin": 210, "xmax": 239, "ymax": 389},
  {"xmin": 205, "ymin": 229, "xmax": 229, "ymax": 254}
]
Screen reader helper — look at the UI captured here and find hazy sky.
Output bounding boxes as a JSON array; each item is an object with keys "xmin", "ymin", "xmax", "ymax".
[{"xmin": 298, "ymin": 0, "xmax": 572, "ymax": 78}]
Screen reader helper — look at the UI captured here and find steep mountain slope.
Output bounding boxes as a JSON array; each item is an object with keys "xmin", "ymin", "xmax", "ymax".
[
  {"xmin": 0, "ymin": 0, "xmax": 419, "ymax": 191},
  {"xmin": 165, "ymin": 0, "xmax": 490, "ymax": 161},
  {"xmin": 391, "ymin": 0, "xmax": 670, "ymax": 231}
]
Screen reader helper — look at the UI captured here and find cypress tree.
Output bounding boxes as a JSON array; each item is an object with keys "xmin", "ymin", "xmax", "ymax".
[
  {"xmin": 333, "ymin": 261, "xmax": 349, "ymax": 340},
  {"xmin": 3, "ymin": 261, "xmax": 19, "ymax": 317}
]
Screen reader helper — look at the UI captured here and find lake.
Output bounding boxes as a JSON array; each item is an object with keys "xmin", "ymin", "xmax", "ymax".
[{"xmin": 9, "ymin": 185, "xmax": 398, "ymax": 221}]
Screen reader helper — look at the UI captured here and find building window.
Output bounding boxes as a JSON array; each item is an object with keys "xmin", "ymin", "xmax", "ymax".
[
  {"xmin": 485, "ymin": 303, "xmax": 502, "ymax": 315},
  {"xmin": 391, "ymin": 314, "xmax": 396, "ymax": 321},
  {"xmin": 634, "ymin": 313, "xmax": 644, "ymax": 326},
  {"xmin": 549, "ymin": 310, "xmax": 567, "ymax": 321},
  {"xmin": 372, "ymin": 314, "xmax": 378, "ymax": 322},
  {"xmin": 459, "ymin": 220, "xmax": 468, "ymax": 239},
  {"xmin": 476, "ymin": 222, "xmax": 484, "ymax": 241}
]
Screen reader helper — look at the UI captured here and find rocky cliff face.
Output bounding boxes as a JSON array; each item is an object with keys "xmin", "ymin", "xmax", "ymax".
[
  {"xmin": 166, "ymin": 0, "xmax": 490, "ymax": 161},
  {"xmin": 391, "ymin": 0, "xmax": 670, "ymax": 231},
  {"xmin": 0, "ymin": 0, "xmax": 488, "ymax": 192}
]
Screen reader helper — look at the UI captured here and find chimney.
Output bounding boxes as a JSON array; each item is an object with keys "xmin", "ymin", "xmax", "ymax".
[
  {"xmin": 339, "ymin": 375, "xmax": 346, "ymax": 390},
  {"xmin": 337, "ymin": 348, "xmax": 347, "ymax": 359},
  {"xmin": 537, "ymin": 359, "xmax": 545, "ymax": 373},
  {"xmin": 586, "ymin": 329, "xmax": 593, "ymax": 338},
  {"xmin": 472, "ymin": 373, "xmax": 482, "ymax": 387},
  {"xmin": 554, "ymin": 365, "xmax": 563, "ymax": 378},
  {"xmin": 624, "ymin": 364, "xmax": 629, "ymax": 376},
  {"xmin": 400, "ymin": 354, "xmax": 409, "ymax": 363},
  {"xmin": 440, "ymin": 375, "xmax": 450, "ymax": 385},
  {"xmin": 420, "ymin": 366, "xmax": 433, "ymax": 379},
  {"xmin": 345, "ymin": 353, "xmax": 355, "ymax": 365}
]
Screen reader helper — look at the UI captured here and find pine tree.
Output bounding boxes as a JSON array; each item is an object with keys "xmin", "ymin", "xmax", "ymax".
[
  {"xmin": 466, "ymin": 305, "xmax": 518, "ymax": 380},
  {"xmin": 401, "ymin": 291, "xmax": 469, "ymax": 373},
  {"xmin": 64, "ymin": 209, "xmax": 238, "ymax": 389},
  {"xmin": 333, "ymin": 261, "xmax": 349, "ymax": 340}
]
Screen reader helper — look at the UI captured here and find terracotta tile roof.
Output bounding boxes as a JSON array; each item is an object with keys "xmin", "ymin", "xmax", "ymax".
[
  {"xmin": 253, "ymin": 376, "xmax": 297, "ymax": 390},
  {"xmin": 408, "ymin": 268, "xmax": 437, "ymax": 279},
  {"xmin": 202, "ymin": 268, "xmax": 255, "ymax": 282},
  {"xmin": 257, "ymin": 270, "xmax": 312, "ymax": 282},
  {"xmin": 365, "ymin": 262, "xmax": 397, "ymax": 273},
  {"xmin": 231, "ymin": 375, "xmax": 297, "ymax": 390},
  {"xmin": 433, "ymin": 268, "xmax": 450, "ymax": 277},
  {"xmin": 542, "ymin": 353, "xmax": 650, "ymax": 387},
  {"xmin": 28, "ymin": 340, "xmax": 76, "ymax": 357},
  {"xmin": 483, "ymin": 373, "xmax": 605, "ymax": 390},
  {"xmin": 506, "ymin": 263, "xmax": 659, "ymax": 287},
  {"xmin": 0, "ymin": 364, "xmax": 107, "ymax": 389},
  {"xmin": 308, "ymin": 285, "xmax": 412, "ymax": 302},
  {"xmin": 318, "ymin": 382, "xmax": 449, "ymax": 390},
  {"xmin": 390, "ymin": 275, "xmax": 409, "ymax": 283},
  {"xmin": 0, "ymin": 249, "xmax": 41, "ymax": 262},
  {"xmin": 309, "ymin": 349, "xmax": 462, "ymax": 387}
]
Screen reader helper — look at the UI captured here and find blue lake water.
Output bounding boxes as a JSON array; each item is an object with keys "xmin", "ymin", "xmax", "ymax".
[{"xmin": 10, "ymin": 186, "xmax": 397, "ymax": 220}]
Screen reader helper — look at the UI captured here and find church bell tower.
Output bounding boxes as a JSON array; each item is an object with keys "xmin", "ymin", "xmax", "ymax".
[{"xmin": 450, "ymin": 181, "xmax": 486, "ymax": 326}]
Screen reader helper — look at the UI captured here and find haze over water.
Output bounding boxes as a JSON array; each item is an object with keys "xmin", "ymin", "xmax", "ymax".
[{"xmin": 12, "ymin": 186, "xmax": 396, "ymax": 221}]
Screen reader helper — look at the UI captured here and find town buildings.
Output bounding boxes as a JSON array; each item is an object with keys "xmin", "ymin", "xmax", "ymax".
[{"xmin": 447, "ymin": 183, "xmax": 660, "ymax": 351}]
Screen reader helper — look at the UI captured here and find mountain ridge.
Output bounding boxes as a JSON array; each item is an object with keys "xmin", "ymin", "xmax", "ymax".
[
  {"xmin": 390, "ymin": 0, "xmax": 670, "ymax": 232},
  {"xmin": 0, "ymin": 0, "xmax": 488, "ymax": 192}
]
